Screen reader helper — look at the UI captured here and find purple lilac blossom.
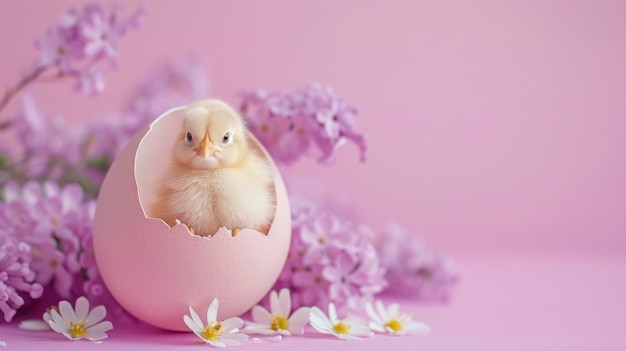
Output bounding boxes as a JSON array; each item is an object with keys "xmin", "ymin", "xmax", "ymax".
[
  {"xmin": 0, "ymin": 238, "xmax": 43, "ymax": 322},
  {"xmin": 0, "ymin": 181, "xmax": 97, "ymax": 306},
  {"xmin": 240, "ymin": 84, "xmax": 367, "ymax": 165},
  {"xmin": 272, "ymin": 192, "xmax": 387, "ymax": 312},
  {"xmin": 34, "ymin": 2, "xmax": 146, "ymax": 96},
  {"xmin": 376, "ymin": 223, "xmax": 459, "ymax": 302}
]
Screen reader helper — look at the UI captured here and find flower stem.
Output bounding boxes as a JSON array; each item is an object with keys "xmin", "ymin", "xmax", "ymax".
[{"xmin": 0, "ymin": 64, "xmax": 51, "ymax": 130}]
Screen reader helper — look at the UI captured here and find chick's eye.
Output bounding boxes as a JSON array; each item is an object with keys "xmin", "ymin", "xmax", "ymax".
[
  {"xmin": 186, "ymin": 132, "xmax": 193, "ymax": 143},
  {"xmin": 222, "ymin": 132, "xmax": 232, "ymax": 145}
]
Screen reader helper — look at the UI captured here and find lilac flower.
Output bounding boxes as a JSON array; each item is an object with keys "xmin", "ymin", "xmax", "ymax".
[
  {"xmin": 272, "ymin": 193, "xmax": 387, "ymax": 311},
  {"xmin": 0, "ymin": 239, "xmax": 44, "ymax": 322},
  {"xmin": 1, "ymin": 181, "xmax": 95, "ymax": 300},
  {"xmin": 241, "ymin": 84, "xmax": 367, "ymax": 165},
  {"xmin": 376, "ymin": 224, "xmax": 459, "ymax": 302},
  {"xmin": 76, "ymin": 68, "xmax": 105, "ymax": 96},
  {"xmin": 81, "ymin": 9, "xmax": 119, "ymax": 58},
  {"xmin": 35, "ymin": 27, "xmax": 82, "ymax": 72},
  {"xmin": 32, "ymin": 3, "xmax": 146, "ymax": 96}
]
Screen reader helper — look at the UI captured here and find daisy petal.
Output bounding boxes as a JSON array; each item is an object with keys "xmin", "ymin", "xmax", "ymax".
[
  {"xmin": 328, "ymin": 303, "xmax": 339, "ymax": 323},
  {"xmin": 242, "ymin": 322, "xmax": 277, "ymax": 335},
  {"xmin": 74, "ymin": 297, "xmax": 89, "ymax": 321},
  {"xmin": 365, "ymin": 302, "xmax": 383, "ymax": 325},
  {"xmin": 207, "ymin": 298, "xmax": 219, "ymax": 322},
  {"xmin": 58, "ymin": 300, "xmax": 77, "ymax": 323},
  {"xmin": 375, "ymin": 301, "xmax": 387, "ymax": 323},
  {"xmin": 18, "ymin": 320, "xmax": 50, "ymax": 331},
  {"xmin": 86, "ymin": 332, "xmax": 108, "ymax": 341},
  {"xmin": 386, "ymin": 303, "xmax": 400, "ymax": 319},
  {"xmin": 269, "ymin": 290, "xmax": 281, "ymax": 315},
  {"xmin": 350, "ymin": 324, "xmax": 373, "ymax": 337},
  {"xmin": 267, "ymin": 335, "xmax": 283, "ymax": 342},
  {"xmin": 85, "ymin": 305, "xmax": 106, "ymax": 327},
  {"xmin": 221, "ymin": 317, "xmax": 244, "ymax": 333},
  {"xmin": 48, "ymin": 321, "xmax": 65, "ymax": 334},
  {"xmin": 369, "ymin": 322, "xmax": 386, "ymax": 333},
  {"xmin": 337, "ymin": 334, "xmax": 362, "ymax": 341},
  {"xmin": 287, "ymin": 307, "xmax": 311, "ymax": 334},
  {"xmin": 251, "ymin": 305, "xmax": 272, "ymax": 324},
  {"xmin": 404, "ymin": 321, "xmax": 431, "ymax": 335},
  {"xmin": 309, "ymin": 307, "xmax": 332, "ymax": 333},
  {"xmin": 220, "ymin": 333, "xmax": 249, "ymax": 344},
  {"xmin": 184, "ymin": 315, "xmax": 202, "ymax": 333},
  {"xmin": 278, "ymin": 289, "xmax": 291, "ymax": 317},
  {"xmin": 188, "ymin": 307, "xmax": 203, "ymax": 330},
  {"xmin": 88, "ymin": 321, "xmax": 113, "ymax": 334},
  {"xmin": 49, "ymin": 309, "xmax": 65, "ymax": 326}
]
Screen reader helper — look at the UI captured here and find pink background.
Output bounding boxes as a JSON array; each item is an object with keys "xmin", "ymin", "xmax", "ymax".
[
  {"xmin": 1, "ymin": 1, "xmax": 626, "ymax": 350},
  {"xmin": 2, "ymin": 0, "xmax": 625, "ymax": 255}
]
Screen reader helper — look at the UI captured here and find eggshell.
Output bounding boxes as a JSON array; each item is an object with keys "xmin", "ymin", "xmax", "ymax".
[{"xmin": 93, "ymin": 106, "xmax": 291, "ymax": 331}]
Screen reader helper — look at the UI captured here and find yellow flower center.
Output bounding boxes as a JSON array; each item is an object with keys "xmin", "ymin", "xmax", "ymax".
[
  {"xmin": 333, "ymin": 322, "xmax": 351, "ymax": 335},
  {"xmin": 67, "ymin": 320, "xmax": 88, "ymax": 338},
  {"xmin": 385, "ymin": 319, "xmax": 403, "ymax": 332},
  {"xmin": 201, "ymin": 321, "xmax": 223, "ymax": 341},
  {"xmin": 270, "ymin": 315, "xmax": 289, "ymax": 331}
]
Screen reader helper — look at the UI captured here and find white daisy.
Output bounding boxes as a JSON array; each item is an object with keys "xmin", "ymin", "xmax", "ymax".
[
  {"xmin": 365, "ymin": 300, "xmax": 431, "ymax": 336},
  {"xmin": 243, "ymin": 288, "xmax": 310, "ymax": 336},
  {"xmin": 48, "ymin": 296, "xmax": 113, "ymax": 341},
  {"xmin": 0, "ymin": 340, "xmax": 5, "ymax": 346},
  {"xmin": 184, "ymin": 299, "xmax": 249, "ymax": 347},
  {"xmin": 309, "ymin": 302, "xmax": 372, "ymax": 340}
]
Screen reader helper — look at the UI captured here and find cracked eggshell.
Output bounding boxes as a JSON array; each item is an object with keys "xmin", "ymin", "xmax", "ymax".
[{"xmin": 93, "ymin": 106, "xmax": 291, "ymax": 331}]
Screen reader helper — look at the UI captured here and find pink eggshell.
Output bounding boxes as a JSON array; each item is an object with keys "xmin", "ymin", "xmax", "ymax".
[{"xmin": 93, "ymin": 106, "xmax": 291, "ymax": 331}]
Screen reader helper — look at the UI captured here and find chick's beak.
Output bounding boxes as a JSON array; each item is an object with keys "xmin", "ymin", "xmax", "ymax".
[{"xmin": 197, "ymin": 134, "xmax": 213, "ymax": 158}]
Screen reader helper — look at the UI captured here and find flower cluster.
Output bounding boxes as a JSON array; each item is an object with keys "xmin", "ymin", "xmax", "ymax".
[
  {"xmin": 35, "ymin": 3, "xmax": 146, "ymax": 96},
  {"xmin": 0, "ymin": 238, "xmax": 43, "ymax": 322},
  {"xmin": 0, "ymin": 181, "xmax": 101, "ymax": 320},
  {"xmin": 273, "ymin": 193, "xmax": 387, "ymax": 312},
  {"xmin": 240, "ymin": 84, "xmax": 367, "ymax": 165},
  {"xmin": 376, "ymin": 223, "xmax": 459, "ymax": 301}
]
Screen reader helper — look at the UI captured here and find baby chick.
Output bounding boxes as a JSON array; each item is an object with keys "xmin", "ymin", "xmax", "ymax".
[{"xmin": 148, "ymin": 99, "xmax": 275, "ymax": 236}]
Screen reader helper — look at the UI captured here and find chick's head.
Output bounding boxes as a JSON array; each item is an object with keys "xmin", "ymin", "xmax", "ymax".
[{"xmin": 175, "ymin": 100, "xmax": 248, "ymax": 170}]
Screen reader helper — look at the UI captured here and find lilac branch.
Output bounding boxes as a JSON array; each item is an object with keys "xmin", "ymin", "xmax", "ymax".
[{"xmin": 0, "ymin": 65, "xmax": 51, "ymax": 129}]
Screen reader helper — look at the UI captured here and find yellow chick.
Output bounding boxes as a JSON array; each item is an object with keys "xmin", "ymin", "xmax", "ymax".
[{"xmin": 148, "ymin": 99, "xmax": 275, "ymax": 236}]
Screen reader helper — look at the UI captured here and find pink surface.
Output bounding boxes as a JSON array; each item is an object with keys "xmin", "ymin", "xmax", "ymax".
[
  {"xmin": 3, "ymin": 253, "xmax": 626, "ymax": 350},
  {"xmin": 2, "ymin": 0, "xmax": 626, "ymax": 349}
]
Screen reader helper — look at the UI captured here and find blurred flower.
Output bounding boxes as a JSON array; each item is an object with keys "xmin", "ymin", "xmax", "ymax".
[
  {"xmin": 365, "ymin": 300, "xmax": 430, "ymax": 336},
  {"xmin": 184, "ymin": 299, "xmax": 248, "ymax": 347},
  {"xmin": 48, "ymin": 296, "xmax": 113, "ymax": 341},
  {"xmin": 0, "ymin": 181, "xmax": 98, "ymax": 301},
  {"xmin": 241, "ymin": 84, "xmax": 367, "ymax": 165},
  {"xmin": 0, "ymin": 239, "xmax": 44, "ymax": 322},
  {"xmin": 309, "ymin": 302, "xmax": 372, "ymax": 340},
  {"xmin": 33, "ymin": 3, "xmax": 146, "ymax": 96},
  {"xmin": 376, "ymin": 223, "xmax": 459, "ymax": 301},
  {"xmin": 76, "ymin": 68, "xmax": 105, "ymax": 96},
  {"xmin": 244, "ymin": 289, "xmax": 310, "ymax": 336}
]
